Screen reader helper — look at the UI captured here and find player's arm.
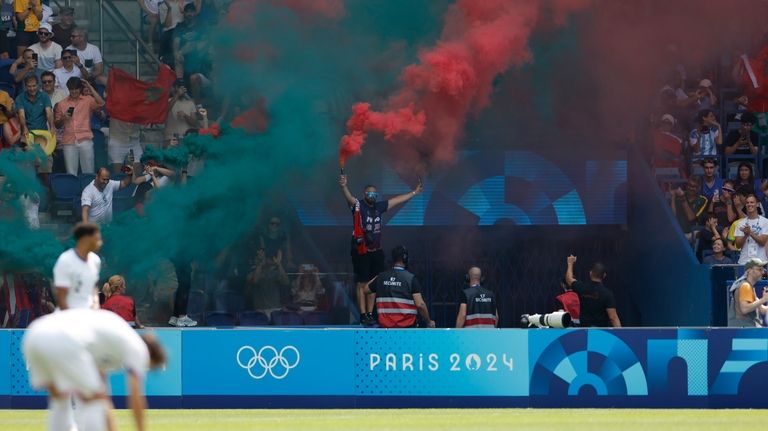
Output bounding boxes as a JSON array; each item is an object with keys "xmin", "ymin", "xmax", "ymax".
[
  {"xmin": 387, "ymin": 179, "xmax": 423, "ymax": 209},
  {"xmin": 339, "ymin": 174, "xmax": 357, "ymax": 206},
  {"xmin": 127, "ymin": 371, "xmax": 147, "ymax": 431},
  {"xmin": 412, "ymin": 293, "xmax": 435, "ymax": 328},
  {"xmin": 55, "ymin": 287, "xmax": 69, "ymax": 310},
  {"xmin": 455, "ymin": 303, "xmax": 467, "ymax": 328}
]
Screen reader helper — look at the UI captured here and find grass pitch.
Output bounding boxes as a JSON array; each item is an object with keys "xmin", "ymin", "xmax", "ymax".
[{"xmin": 0, "ymin": 408, "xmax": 765, "ymax": 431}]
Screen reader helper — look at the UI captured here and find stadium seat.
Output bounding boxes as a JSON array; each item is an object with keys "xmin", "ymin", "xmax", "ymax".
[
  {"xmin": 238, "ymin": 311, "xmax": 270, "ymax": 326},
  {"xmin": 271, "ymin": 310, "xmax": 304, "ymax": 326},
  {"xmin": 49, "ymin": 173, "xmax": 80, "ymax": 218},
  {"xmin": 302, "ymin": 311, "xmax": 331, "ymax": 325},
  {"xmin": 185, "ymin": 289, "xmax": 207, "ymax": 325},
  {"xmin": 112, "ymin": 181, "xmax": 137, "ymax": 213},
  {"xmin": 205, "ymin": 311, "xmax": 236, "ymax": 327},
  {"xmin": 79, "ymin": 173, "xmax": 96, "ymax": 191},
  {"xmin": 215, "ymin": 290, "xmax": 246, "ymax": 314},
  {"xmin": 14, "ymin": 309, "xmax": 31, "ymax": 328},
  {"xmin": 0, "ymin": 81, "xmax": 14, "ymax": 98}
]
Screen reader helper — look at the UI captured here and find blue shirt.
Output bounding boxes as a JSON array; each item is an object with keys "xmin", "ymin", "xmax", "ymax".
[
  {"xmin": 15, "ymin": 91, "xmax": 51, "ymax": 131},
  {"xmin": 701, "ymin": 178, "xmax": 723, "ymax": 200},
  {"xmin": 351, "ymin": 199, "xmax": 389, "ymax": 251}
]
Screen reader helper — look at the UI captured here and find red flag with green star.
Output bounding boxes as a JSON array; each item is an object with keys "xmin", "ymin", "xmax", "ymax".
[{"xmin": 106, "ymin": 65, "xmax": 177, "ymax": 125}]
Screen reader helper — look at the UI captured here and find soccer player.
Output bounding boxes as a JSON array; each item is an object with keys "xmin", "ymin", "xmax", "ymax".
[
  {"xmin": 53, "ymin": 222, "xmax": 103, "ymax": 310},
  {"xmin": 22, "ymin": 309, "xmax": 166, "ymax": 431}
]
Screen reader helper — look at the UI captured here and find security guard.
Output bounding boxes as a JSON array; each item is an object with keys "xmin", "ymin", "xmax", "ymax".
[
  {"xmin": 455, "ymin": 267, "xmax": 498, "ymax": 328},
  {"xmin": 365, "ymin": 246, "xmax": 435, "ymax": 328}
]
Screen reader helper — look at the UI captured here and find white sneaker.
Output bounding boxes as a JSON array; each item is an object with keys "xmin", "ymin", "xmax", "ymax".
[
  {"xmin": 177, "ymin": 315, "xmax": 197, "ymax": 327},
  {"xmin": 168, "ymin": 316, "xmax": 179, "ymax": 326}
]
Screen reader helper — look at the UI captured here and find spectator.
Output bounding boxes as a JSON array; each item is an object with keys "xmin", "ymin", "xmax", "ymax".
[
  {"xmin": 670, "ymin": 176, "xmax": 708, "ymax": 238},
  {"xmin": 700, "ymin": 158, "xmax": 722, "ymax": 200},
  {"xmin": 258, "ymin": 216, "xmax": 293, "ymax": 266},
  {"xmin": 15, "ymin": 74, "xmax": 54, "ymax": 178},
  {"xmin": 164, "ymin": 81, "xmax": 197, "ymax": 147},
  {"xmin": 734, "ymin": 162, "xmax": 764, "ymax": 201},
  {"xmin": 291, "ymin": 264, "xmax": 323, "ymax": 311},
  {"xmin": 14, "ymin": 0, "xmax": 43, "ymax": 59},
  {"xmin": 28, "ymin": 22, "xmax": 61, "ymax": 72},
  {"xmin": 564, "ymin": 255, "xmax": 621, "ymax": 328},
  {"xmin": 10, "ymin": 48, "xmax": 38, "ymax": 85},
  {"xmin": 678, "ymin": 78, "xmax": 717, "ymax": 111},
  {"xmin": 40, "ymin": 70, "xmax": 65, "ymax": 106},
  {"xmin": 0, "ymin": 3, "xmax": 12, "ymax": 59},
  {"xmin": 247, "ymin": 248, "xmax": 290, "ymax": 318},
  {"xmin": 132, "ymin": 161, "xmax": 175, "ymax": 215},
  {"xmin": 724, "ymin": 112, "xmax": 759, "ymax": 156},
  {"xmin": 145, "ymin": 259, "xmax": 178, "ymax": 326},
  {"xmin": 102, "ymin": 275, "xmax": 144, "ymax": 328},
  {"xmin": 54, "ymin": 77, "xmax": 104, "ymax": 175},
  {"xmin": 652, "ymin": 113, "xmax": 684, "ymax": 176},
  {"xmin": 53, "ymin": 49, "xmax": 84, "ymax": 94},
  {"xmin": 51, "ymin": 6, "xmax": 75, "ymax": 48},
  {"xmin": 173, "ymin": 3, "xmax": 211, "ymax": 103},
  {"xmin": 168, "ymin": 258, "xmax": 197, "ymax": 327},
  {"xmin": 66, "ymin": 28, "xmax": 105, "ymax": 86},
  {"xmin": 81, "ymin": 166, "xmax": 135, "ymax": 224},
  {"xmin": 728, "ymin": 258, "xmax": 768, "ymax": 327},
  {"xmin": 137, "ymin": 0, "xmax": 160, "ymax": 50},
  {"xmin": 734, "ymin": 194, "xmax": 768, "ymax": 265},
  {"xmin": 107, "ymin": 118, "xmax": 142, "ymax": 174},
  {"xmin": 555, "ymin": 278, "xmax": 580, "ymax": 326},
  {"xmin": 688, "ymin": 109, "xmax": 722, "ymax": 163},
  {"xmin": 708, "ymin": 180, "xmax": 739, "ymax": 235},
  {"xmin": 339, "ymin": 172, "xmax": 422, "ymax": 326},
  {"xmin": 703, "ymin": 238, "xmax": 734, "ymax": 265},
  {"xmin": 157, "ymin": 0, "xmax": 199, "ymax": 68},
  {"xmin": 0, "ymin": 87, "xmax": 14, "ymax": 144},
  {"xmin": 364, "ymin": 245, "xmax": 435, "ymax": 328}
]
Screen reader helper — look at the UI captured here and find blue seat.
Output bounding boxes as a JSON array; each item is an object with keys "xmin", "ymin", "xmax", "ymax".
[
  {"xmin": 205, "ymin": 312, "xmax": 236, "ymax": 327},
  {"xmin": 79, "ymin": 173, "xmax": 96, "ymax": 191},
  {"xmin": 238, "ymin": 311, "xmax": 270, "ymax": 326},
  {"xmin": 0, "ymin": 82, "xmax": 14, "ymax": 98},
  {"xmin": 271, "ymin": 310, "xmax": 304, "ymax": 326},
  {"xmin": 49, "ymin": 173, "xmax": 80, "ymax": 218},
  {"xmin": 215, "ymin": 290, "xmax": 246, "ymax": 314},
  {"xmin": 302, "ymin": 311, "xmax": 331, "ymax": 326},
  {"xmin": 14, "ymin": 310, "xmax": 31, "ymax": 328}
]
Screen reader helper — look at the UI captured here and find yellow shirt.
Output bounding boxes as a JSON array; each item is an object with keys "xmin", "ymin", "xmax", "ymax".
[
  {"xmin": 728, "ymin": 218, "xmax": 744, "ymax": 250},
  {"xmin": 0, "ymin": 90, "xmax": 13, "ymax": 124},
  {"xmin": 14, "ymin": 0, "xmax": 41, "ymax": 33}
]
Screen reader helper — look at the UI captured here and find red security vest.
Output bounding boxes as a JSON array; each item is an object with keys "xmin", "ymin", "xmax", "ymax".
[{"xmin": 372, "ymin": 267, "xmax": 418, "ymax": 328}]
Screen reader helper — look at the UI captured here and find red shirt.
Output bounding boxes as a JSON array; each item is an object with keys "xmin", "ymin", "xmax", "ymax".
[{"xmin": 102, "ymin": 293, "xmax": 136, "ymax": 323}]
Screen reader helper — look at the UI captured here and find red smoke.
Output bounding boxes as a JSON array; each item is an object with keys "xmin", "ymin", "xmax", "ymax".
[{"xmin": 339, "ymin": 0, "xmax": 587, "ymax": 169}]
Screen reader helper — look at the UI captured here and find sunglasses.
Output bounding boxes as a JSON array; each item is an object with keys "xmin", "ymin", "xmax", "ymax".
[
  {"xmin": 41, "ymin": 80, "xmax": 54, "ymax": 84},
  {"xmin": 37, "ymin": 32, "xmax": 51, "ymax": 36},
  {"xmin": 62, "ymin": 56, "xmax": 72, "ymax": 60},
  {"xmin": 722, "ymin": 188, "xmax": 735, "ymax": 193}
]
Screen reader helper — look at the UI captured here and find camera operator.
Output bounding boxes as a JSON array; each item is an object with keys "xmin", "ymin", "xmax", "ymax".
[
  {"xmin": 455, "ymin": 267, "xmax": 498, "ymax": 328},
  {"xmin": 364, "ymin": 246, "xmax": 434, "ymax": 328},
  {"xmin": 565, "ymin": 255, "xmax": 621, "ymax": 328}
]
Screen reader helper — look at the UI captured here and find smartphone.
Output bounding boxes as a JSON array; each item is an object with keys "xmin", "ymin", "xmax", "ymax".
[
  {"xmin": 67, "ymin": 107, "xmax": 74, "ymax": 116},
  {"xmin": 31, "ymin": 53, "xmax": 38, "ymax": 62},
  {"xmin": 84, "ymin": 59, "xmax": 93, "ymax": 68}
]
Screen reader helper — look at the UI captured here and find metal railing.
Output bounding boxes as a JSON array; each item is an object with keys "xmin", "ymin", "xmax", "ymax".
[{"xmin": 97, "ymin": 0, "xmax": 161, "ymax": 78}]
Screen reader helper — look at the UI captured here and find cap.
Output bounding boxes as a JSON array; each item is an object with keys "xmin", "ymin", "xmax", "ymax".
[
  {"xmin": 38, "ymin": 22, "xmax": 53, "ymax": 35},
  {"xmin": 59, "ymin": 6, "xmax": 74, "ymax": 16},
  {"xmin": 740, "ymin": 112, "xmax": 757, "ymax": 124},
  {"xmin": 699, "ymin": 79, "xmax": 713, "ymax": 88},
  {"xmin": 744, "ymin": 258, "xmax": 767, "ymax": 270},
  {"xmin": 661, "ymin": 113, "xmax": 676, "ymax": 124},
  {"xmin": 659, "ymin": 85, "xmax": 675, "ymax": 94}
]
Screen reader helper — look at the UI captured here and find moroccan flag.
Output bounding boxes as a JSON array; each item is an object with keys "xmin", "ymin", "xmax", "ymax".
[{"xmin": 106, "ymin": 65, "xmax": 176, "ymax": 125}]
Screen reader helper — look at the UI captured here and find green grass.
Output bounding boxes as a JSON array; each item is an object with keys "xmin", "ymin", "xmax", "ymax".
[{"xmin": 1, "ymin": 408, "xmax": 766, "ymax": 431}]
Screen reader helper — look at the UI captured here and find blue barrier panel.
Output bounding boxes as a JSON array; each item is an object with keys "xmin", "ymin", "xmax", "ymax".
[
  {"xmin": 5, "ymin": 328, "xmax": 768, "ymax": 408},
  {"xmin": 0, "ymin": 331, "xmax": 9, "ymax": 407}
]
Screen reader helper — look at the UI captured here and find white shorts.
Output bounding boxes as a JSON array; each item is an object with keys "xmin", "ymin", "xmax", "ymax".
[
  {"xmin": 108, "ymin": 136, "xmax": 143, "ymax": 165},
  {"xmin": 22, "ymin": 330, "xmax": 104, "ymax": 397}
]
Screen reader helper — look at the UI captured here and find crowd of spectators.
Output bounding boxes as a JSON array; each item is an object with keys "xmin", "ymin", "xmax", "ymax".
[{"xmin": 652, "ymin": 45, "xmax": 768, "ymax": 267}]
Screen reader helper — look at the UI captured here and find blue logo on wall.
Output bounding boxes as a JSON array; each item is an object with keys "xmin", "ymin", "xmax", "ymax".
[{"xmin": 530, "ymin": 330, "xmax": 648, "ymax": 396}]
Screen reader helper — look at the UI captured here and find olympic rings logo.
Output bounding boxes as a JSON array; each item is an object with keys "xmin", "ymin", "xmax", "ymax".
[{"xmin": 236, "ymin": 345, "xmax": 301, "ymax": 380}]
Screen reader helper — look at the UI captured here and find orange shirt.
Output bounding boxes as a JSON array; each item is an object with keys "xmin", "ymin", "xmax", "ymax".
[
  {"xmin": 54, "ymin": 95, "xmax": 101, "ymax": 145},
  {"xmin": 738, "ymin": 282, "xmax": 757, "ymax": 304}
]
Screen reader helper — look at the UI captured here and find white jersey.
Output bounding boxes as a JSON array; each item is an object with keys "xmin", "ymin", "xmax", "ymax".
[
  {"xmin": 53, "ymin": 248, "xmax": 101, "ymax": 309},
  {"xmin": 25, "ymin": 309, "xmax": 149, "ymax": 377}
]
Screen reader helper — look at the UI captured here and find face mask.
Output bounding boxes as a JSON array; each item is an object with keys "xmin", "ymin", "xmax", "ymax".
[{"xmin": 365, "ymin": 191, "xmax": 378, "ymax": 202}]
